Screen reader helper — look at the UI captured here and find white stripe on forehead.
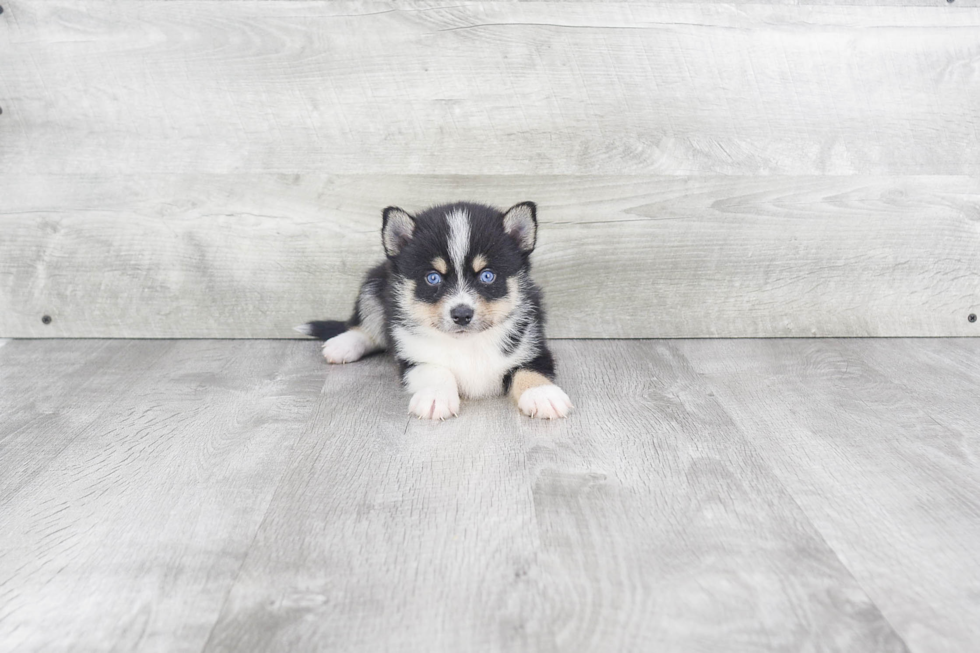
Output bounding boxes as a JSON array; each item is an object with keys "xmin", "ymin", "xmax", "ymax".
[{"xmin": 445, "ymin": 207, "xmax": 471, "ymax": 276}]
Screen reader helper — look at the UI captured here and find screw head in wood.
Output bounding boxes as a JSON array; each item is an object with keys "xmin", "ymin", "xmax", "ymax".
[
  {"xmin": 970, "ymin": 313, "xmax": 978, "ymax": 323},
  {"xmin": 41, "ymin": 315, "xmax": 52, "ymax": 325}
]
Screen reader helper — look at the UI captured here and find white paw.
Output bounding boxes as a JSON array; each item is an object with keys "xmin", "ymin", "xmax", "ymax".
[
  {"xmin": 409, "ymin": 386, "xmax": 461, "ymax": 420},
  {"xmin": 518, "ymin": 384, "xmax": 573, "ymax": 420},
  {"xmin": 322, "ymin": 330, "xmax": 370, "ymax": 364}
]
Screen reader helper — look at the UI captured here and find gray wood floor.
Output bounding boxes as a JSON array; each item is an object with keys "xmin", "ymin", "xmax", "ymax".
[{"xmin": 1, "ymin": 339, "xmax": 978, "ymax": 653}]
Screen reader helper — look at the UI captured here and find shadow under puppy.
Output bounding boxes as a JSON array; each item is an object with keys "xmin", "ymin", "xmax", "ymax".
[{"xmin": 297, "ymin": 201, "xmax": 573, "ymax": 420}]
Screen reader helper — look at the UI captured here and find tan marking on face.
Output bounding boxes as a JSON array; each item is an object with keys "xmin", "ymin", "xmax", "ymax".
[
  {"xmin": 510, "ymin": 370, "xmax": 553, "ymax": 404},
  {"xmin": 399, "ymin": 280, "xmax": 441, "ymax": 329},
  {"xmin": 472, "ymin": 254, "xmax": 488, "ymax": 273},
  {"xmin": 473, "ymin": 277, "xmax": 519, "ymax": 328},
  {"xmin": 431, "ymin": 257, "xmax": 448, "ymax": 274}
]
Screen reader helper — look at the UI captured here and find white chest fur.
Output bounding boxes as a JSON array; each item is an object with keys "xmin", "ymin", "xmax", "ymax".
[{"xmin": 393, "ymin": 325, "xmax": 531, "ymax": 398}]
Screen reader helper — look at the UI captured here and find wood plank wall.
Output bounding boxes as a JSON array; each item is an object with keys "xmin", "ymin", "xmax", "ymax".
[{"xmin": 1, "ymin": 1, "xmax": 978, "ymax": 338}]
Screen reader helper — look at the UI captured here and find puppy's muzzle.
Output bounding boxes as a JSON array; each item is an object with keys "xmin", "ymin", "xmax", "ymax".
[{"xmin": 450, "ymin": 304, "xmax": 474, "ymax": 326}]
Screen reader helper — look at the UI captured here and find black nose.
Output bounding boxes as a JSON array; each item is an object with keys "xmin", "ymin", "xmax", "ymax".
[{"xmin": 450, "ymin": 305, "xmax": 474, "ymax": 325}]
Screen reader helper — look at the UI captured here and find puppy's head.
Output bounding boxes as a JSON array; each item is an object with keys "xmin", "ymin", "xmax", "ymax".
[{"xmin": 383, "ymin": 201, "xmax": 537, "ymax": 335}]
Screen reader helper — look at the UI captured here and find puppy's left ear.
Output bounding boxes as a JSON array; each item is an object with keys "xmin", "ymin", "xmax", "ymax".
[
  {"xmin": 382, "ymin": 206, "xmax": 416, "ymax": 258},
  {"xmin": 502, "ymin": 201, "xmax": 537, "ymax": 254}
]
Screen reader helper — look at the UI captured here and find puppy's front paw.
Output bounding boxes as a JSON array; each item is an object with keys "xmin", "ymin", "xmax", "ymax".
[
  {"xmin": 322, "ymin": 331, "xmax": 370, "ymax": 364},
  {"xmin": 518, "ymin": 384, "xmax": 573, "ymax": 419},
  {"xmin": 409, "ymin": 386, "xmax": 461, "ymax": 420}
]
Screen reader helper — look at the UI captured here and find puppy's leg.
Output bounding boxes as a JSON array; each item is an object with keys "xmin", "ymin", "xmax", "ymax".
[
  {"xmin": 321, "ymin": 265, "xmax": 388, "ymax": 364},
  {"xmin": 510, "ymin": 370, "xmax": 573, "ymax": 419},
  {"xmin": 321, "ymin": 328, "xmax": 379, "ymax": 364},
  {"xmin": 404, "ymin": 363, "xmax": 460, "ymax": 420},
  {"xmin": 506, "ymin": 348, "xmax": 571, "ymax": 419}
]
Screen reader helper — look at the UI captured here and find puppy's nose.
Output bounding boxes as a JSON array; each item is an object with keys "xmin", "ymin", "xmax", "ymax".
[{"xmin": 450, "ymin": 305, "xmax": 474, "ymax": 325}]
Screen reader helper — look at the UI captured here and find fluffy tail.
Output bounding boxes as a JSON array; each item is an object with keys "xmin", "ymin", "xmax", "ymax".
[{"xmin": 293, "ymin": 320, "xmax": 347, "ymax": 341}]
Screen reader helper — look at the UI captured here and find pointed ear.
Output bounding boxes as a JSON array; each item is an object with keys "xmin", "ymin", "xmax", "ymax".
[
  {"xmin": 382, "ymin": 206, "xmax": 416, "ymax": 257},
  {"xmin": 502, "ymin": 201, "xmax": 537, "ymax": 254}
]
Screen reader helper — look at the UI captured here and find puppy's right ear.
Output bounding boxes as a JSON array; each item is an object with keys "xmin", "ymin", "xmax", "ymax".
[
  {"xmin": 382, "ymin": 207, "xmax": 416, "ymax": 258},
  {"xmin": 502, "ymin": 201, "xmax": 537, "ymax": 254}
]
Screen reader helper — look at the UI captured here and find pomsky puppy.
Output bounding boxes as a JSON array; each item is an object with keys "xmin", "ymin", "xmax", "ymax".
[{"xmin": 296, "ymin": 201, "xmax": 573, "ymax": 420}]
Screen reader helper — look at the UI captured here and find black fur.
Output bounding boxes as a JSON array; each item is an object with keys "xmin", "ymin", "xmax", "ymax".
[
  {"xmin": 303, "ymin": 320, "xmax": 347, "ymax": 341},
  {"xmin": 503, "ymin": 349, "xmax": 556, "ymax": 393},
  {"xmin": 392, "ymin": 202, "xmax": 533, "ymax": 308},
  {"xmin": 300, "ymin": 201, "xmax": 568, "ymax": 417}
]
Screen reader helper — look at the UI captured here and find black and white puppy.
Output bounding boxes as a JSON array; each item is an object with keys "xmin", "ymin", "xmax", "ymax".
[{"xmin": 297, "ymin": 201, "xmax": 573, "ymax": 420}]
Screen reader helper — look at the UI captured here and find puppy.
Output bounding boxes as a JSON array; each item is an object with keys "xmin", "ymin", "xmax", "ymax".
[{"xmin": 296, "ymin": 201, "xmax": 572, "ymax": 420}]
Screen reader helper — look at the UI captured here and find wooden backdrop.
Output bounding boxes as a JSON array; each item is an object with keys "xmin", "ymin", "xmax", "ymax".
[{"xmin": 1, "ymin": 1, "xmax": 978, "ymax": 338}]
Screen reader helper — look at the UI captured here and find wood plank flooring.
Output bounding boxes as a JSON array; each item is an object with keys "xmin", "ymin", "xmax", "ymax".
[{"xmin": 1, "ymin": 339, "xmax": 978, "ymax": 652}]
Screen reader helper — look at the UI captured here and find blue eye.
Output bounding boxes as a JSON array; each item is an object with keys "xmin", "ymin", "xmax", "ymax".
[
  {"xmin": 425, "ymin": 271, "xmax": 442, "ymax": 286},
  {"xmin": 479, "ymin": 269, "xmax": 496, "ymax": 284}
]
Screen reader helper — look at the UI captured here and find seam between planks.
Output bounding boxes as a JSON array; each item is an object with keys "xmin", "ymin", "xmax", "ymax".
[
  {"xmin": 747, "ymin": 469, "xmax": 914, "ymax": 652},
  {"xmin": 665, "ymin": 341, "xmax": 915, "ymax": 652},
  {"xmin": 0, "ymin": 341, "xmax": 172, "ymax": 509},
  {"xmin": 196, "ymin": 407, "xmax": 415, "ymax": 653}
]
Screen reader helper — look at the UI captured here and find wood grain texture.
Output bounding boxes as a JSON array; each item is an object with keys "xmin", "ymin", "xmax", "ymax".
[
  {"xmin": 0, "ymin": 340, "xmax": 174, "ymax": 504},
  {"xmin": 0, "ymin": 340, "xmax": 324, "ymax": 652},
  {"xmin": 201, "ymin": 339, "xmax": 906, "ymax": 652},
  {"xmin": 2, "ymin": 1, "xmax": 979, "ymax": 176},
  {"xmin": 521, "ymin": 340, "xmax": 907, "ymax": 652},
  {"xmin": 201, "ymin": 357, "xmax": 550, "ymax": 652},
  {"xmin": 2, "ymin": 174, "xmax": 978, "ymax": 338},
  {"xmin": 676, "ymin": 338, "xmax": 980, "ymax": 653},
  {"xmin": 6, "ymin": 339, "xmax": 980, "ymax": 650},
  {"xmin": 3, "ymin": 0, "xmax": 979, "ymax": 338}
]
